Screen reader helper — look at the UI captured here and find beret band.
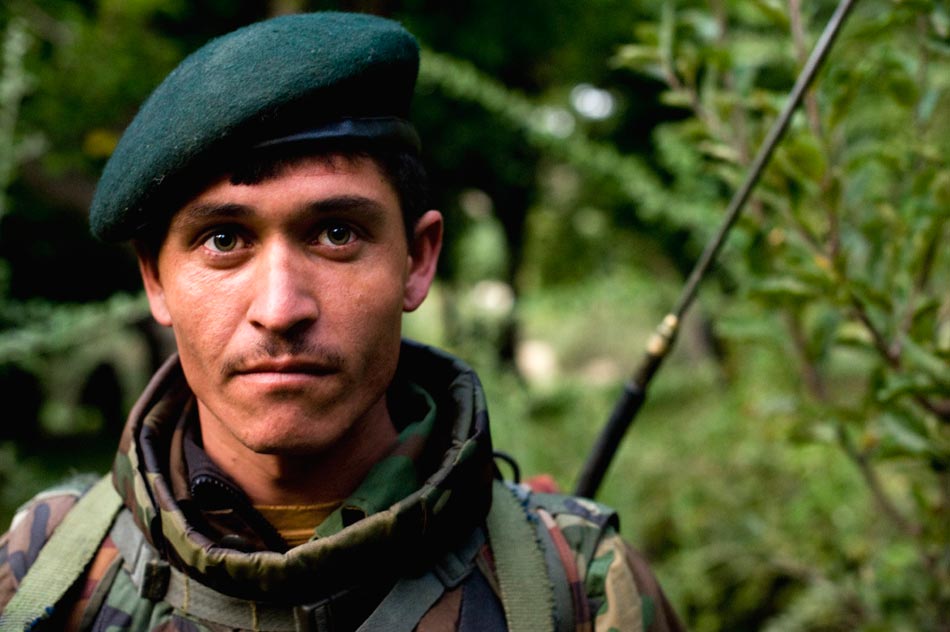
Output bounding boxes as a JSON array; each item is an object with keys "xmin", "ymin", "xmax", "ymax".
[
  {"xmin": 255, "ymin": 117, "xmax": 421, "ymax": 153},
  {"xmin": 90, "ymin": 12, "xmax": 421, "ymax": 242}
]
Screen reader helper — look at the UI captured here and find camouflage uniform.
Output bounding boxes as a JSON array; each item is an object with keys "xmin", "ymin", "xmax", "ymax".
[{"xmin": 0, "ymin": 341, "xmax": 684, "ymax": 631}]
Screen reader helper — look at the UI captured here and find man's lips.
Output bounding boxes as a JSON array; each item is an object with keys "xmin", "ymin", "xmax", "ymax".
[{"xmin": 231, "ymin": 358, "xmax": 340, "ymax": 377}]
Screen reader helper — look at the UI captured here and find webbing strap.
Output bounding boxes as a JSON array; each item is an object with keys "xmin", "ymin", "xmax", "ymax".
[
  {"xmin": 356, "ymin": 526, "xmax": 485, "ymax": 632},
  {"xmin": 162, "ymin": 565, "xmax": 449, "ymax": 632},
  {"xmin": 354, "ymin": 571, "xmax": 444, "ymax": 632},
  {"xmin": 110, "ymin": 508, "xmax": 485, "ymax": 632},
  {"xmin": 486, "ymin": 480, "xmax": 556, "ymax": 632},
  {"xmin": 0, "ymin": 475, "xmax": 121, "ymax": 632}
]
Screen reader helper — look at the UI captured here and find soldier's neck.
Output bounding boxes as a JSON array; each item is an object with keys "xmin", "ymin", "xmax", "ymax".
[{"xmin": 197, "ymin": 400, "xmax": 399, "ymax": 506}]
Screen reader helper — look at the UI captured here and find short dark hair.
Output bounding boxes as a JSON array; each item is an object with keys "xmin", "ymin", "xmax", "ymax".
[{"xmin": 135, "ymin": 140, "xmax": 428, "ymax": 259}]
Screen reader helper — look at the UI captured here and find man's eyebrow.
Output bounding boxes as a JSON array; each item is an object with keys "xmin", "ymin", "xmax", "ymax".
[
  {"xmin": 305, "ymin": 195, "xmax": 390, "ymax": 220},
  {"xmin": 173, "ymin": 196, "xmax": 390, "ymax": 228},
  {"xmin": 172, "ymin": 203, "xmax": 252, "ymax": 229}
]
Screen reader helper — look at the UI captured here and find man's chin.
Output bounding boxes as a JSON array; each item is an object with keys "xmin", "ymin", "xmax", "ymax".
[
  {"xmin": 196, "ymin": 390, "xmax": 388, "ymax": 460},
  {"xmin": 234, "ymin": 413, "xmax": 350, "ymax": 456},
  {"xmin": 240, "ymin": 431, "xmax": 343, "ymax": 458}
]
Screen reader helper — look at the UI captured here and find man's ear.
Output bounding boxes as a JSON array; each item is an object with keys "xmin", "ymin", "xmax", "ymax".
[
  {"xmin": 403, "ymin": 210, "xmax": 443, "ymax": 312},
  {"xmin": 135, "ymin": 245, "xmax": 173, "ymax": 327}
]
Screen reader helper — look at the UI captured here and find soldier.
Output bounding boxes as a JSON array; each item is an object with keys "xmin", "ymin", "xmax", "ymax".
[{"xmin": 0, "ymin": 12, "xmax": 684, "ymax": 632}]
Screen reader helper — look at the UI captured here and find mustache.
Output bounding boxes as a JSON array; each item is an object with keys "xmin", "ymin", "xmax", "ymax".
[{"xmin": 220, "ymin": 336, "xmax": 346, "ymax": 377}]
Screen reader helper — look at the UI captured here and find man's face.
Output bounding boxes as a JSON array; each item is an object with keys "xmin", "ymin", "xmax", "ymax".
[{"xmin": 138, "ymin": 155, "xmax": 441, "ymax": 458}]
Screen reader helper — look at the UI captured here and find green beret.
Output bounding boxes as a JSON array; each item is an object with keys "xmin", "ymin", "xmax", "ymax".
[{"xmin": 90, "ymin": 12, "xmax": 420, "ymax": 242}]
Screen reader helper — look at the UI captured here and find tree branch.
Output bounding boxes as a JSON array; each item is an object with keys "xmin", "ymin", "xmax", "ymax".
[{"xmin": 836, "ymin": 424, "xmax": 922, "ymax": 539}]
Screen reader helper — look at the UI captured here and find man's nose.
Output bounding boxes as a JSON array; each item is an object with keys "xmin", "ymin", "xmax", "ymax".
[{"xmin": 247, "ymin": 242, "xmax": 319, "ymax": 334}]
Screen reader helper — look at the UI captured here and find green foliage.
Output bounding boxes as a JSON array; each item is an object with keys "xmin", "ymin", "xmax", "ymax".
[
  {"xmin": 610, "ymin": 0, "xmax": 950, "ymax": 628},
  {"xmin": 18, "ymin": 2, "xmax": 183, "ymax": 176},
  {"xmin": 0, "ymin": 17, "xmax": 41, "ymax": 220},
  {"xmin": 420, "ymin": 50, "xmax": 699, "ymax": 231},
  {"xmin": 0, "ymin": 293, "xmax": 148, "ymax": 362}
]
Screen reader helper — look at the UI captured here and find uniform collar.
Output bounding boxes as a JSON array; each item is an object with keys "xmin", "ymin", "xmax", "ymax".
[
  {"xmin": 112, "ymin": 340, "xmax": 495, "ymax": 601},
  {"xmin": 171, "ymin": 381, "xmax": 437, "ymax": 551}
]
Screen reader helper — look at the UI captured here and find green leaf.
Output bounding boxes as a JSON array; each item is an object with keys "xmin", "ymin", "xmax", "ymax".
[
  {"xmin": 932, "ymin": 5, "xmax": 950, "ymax": 38},
  {"xmin": 846, "ymin": 278, "xmax": 894, "ymax": 314},
  {"xmin": 697, "ymin": 140, "xmax": 741, "ymax": 164},
  {"xmin": 916, "ymin": 86, "xmax": 942, "ymax": 124},
  {"xmin": 748, "ymin": 277, "xmax": 820, "ymax": 303},
  {"xmin": 680, "ymin": 9, "xmax": 720, "ymax": 44},
  {"xmin": 808, "ymin": 309, "xmax": 844, "ymax": 362},
  {"xmin": 930, "ymin": 170, "xmax": 950, "ymax": 209},
  {"xmin": 714, "ymin": 314, "xmax": 778, "ymax": 343},
  {"xmin": 781, "ymin": 133, "xmax": 827, "ymax": 183},
  {"xmin": 876, "ymin": 413, "xmax": 935, "ymax": 459},
  {"xmin": 877, "ymin": 373, "xmax": 947, "ymax": 404},
  {"xmin": 658, "ymin": 89, "xmax": 693, "ymax": 108},
  {"xmin": 749, "ymin": 0, "xmax": 789, "ymax": 28},
  {"xmin": 899, "ymin": 335, "xmax": 950, "ymax": 387},
  {"xmin": 659, "ymin": 1, "xmax": 676, "ymax": 68},
  {"xmin": 886, "ymin": 73, "xmax": 921, "ymax": 108},
  {"xmin": 632, "ymin": 21, "xmax": 660, "ymax": 46},
  {"xmin": 611, "ymin": 44, "xmax": 661, "ymax": 71},
  {"xmin": 835, "ymin": 321, "xmax": 875, "ymax": 349}
]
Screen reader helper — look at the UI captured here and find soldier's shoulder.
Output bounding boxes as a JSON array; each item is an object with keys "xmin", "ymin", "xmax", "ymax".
[
  {"xmin": 0, "ymin": 474, "xmax": 101, "ymax": 612},
  {"xmin": 522, "ymin": 485, "xmax": 621, "ymax": 555},
  {"xmin": 518, "ymin": 483, "xmax": 687, "ymax": 631}
]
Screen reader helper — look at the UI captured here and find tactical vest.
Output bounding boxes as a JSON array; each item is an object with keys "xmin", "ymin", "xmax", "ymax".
[{"xmin": 0, "ymin": 476, "xmax": 619, "ymax": 632}]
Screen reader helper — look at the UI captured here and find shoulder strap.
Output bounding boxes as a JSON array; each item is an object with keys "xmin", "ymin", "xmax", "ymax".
[
  {"xmin": 355, "ymin": 526, "xmax": 482, "ymax": 632},
  {"xmin": 485, "ymin": 480, "xmax": 556, "ymax": 632},
  {"xmin": 0, "ymin": 475, "xmax": 122, "ymax": 631},
  {"xmin": 523, "ymin": 489, "xmax": 623, "ymax": 632}
]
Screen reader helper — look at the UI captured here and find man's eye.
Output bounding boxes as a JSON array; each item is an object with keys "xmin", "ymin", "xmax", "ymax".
[
  {"xmin": 203, "ymin": 230, "xmax": 242, "ymax": 252},
  {"xmin": 319, "ymin": 224, "xmax": 354, "ymax": 246}
]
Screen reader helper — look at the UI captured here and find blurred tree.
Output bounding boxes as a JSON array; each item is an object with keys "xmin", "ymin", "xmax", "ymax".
[{"xmin": 614, "ymin": 0, "xmax": 950, "ymax": 628}]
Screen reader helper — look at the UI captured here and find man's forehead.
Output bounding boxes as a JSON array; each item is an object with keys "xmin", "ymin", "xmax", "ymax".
[{"xmin": 169, "ymin": 156, "xmax": 396, "ymax": 225}]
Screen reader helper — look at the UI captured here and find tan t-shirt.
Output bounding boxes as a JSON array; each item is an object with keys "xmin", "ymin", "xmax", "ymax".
[{"xmin": 254, "ymin": 502, "xmax": 343, "ymax": 547}]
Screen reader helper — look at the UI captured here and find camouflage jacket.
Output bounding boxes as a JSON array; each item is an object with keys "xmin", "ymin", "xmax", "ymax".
[{"xmin": 0, "ymin": 341, "xmax": 684, "ymax": 631}]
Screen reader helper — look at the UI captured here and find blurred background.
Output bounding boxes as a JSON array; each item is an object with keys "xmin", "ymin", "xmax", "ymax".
[{"xmin": 0, "ymin": 1, "xmax": 948, "ymax": 629}]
